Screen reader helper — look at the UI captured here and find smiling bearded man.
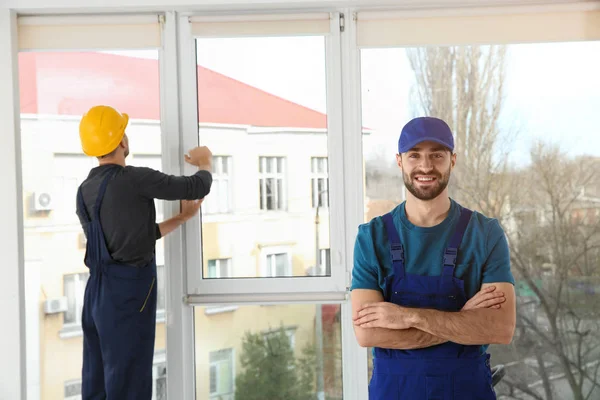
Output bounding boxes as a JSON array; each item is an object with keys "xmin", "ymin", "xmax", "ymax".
[{"xmin": 350, "ymin": 116, "xmax": 516, "ymax": 399}]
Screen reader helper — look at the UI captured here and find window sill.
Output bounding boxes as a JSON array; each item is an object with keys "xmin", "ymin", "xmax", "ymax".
[{"xmin": 204, "ymin": 305, "xmax": 239, "ymax": 315}]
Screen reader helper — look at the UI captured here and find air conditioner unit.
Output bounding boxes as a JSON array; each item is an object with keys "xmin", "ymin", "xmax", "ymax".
[
  {"xmin": 44, "ymin": 297, "xmax": 68, "ymax": 314},
  {"xmin": 32, "ymin": 191, "xmax": 53, "ymax": 211}
]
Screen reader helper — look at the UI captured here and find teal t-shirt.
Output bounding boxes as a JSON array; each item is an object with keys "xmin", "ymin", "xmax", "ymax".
[{"xmin": 351, "ymin": 198, "xmax": 514, "ymax": 354}]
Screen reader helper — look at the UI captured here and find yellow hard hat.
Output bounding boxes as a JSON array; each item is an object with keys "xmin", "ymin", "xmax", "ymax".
[{"xmin": 79, "ymin": 105, "xmax": 129, "ymax": 157}]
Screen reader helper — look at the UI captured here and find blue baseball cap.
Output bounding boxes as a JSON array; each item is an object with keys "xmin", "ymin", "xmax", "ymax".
[{"xmin": 398, "ymin": 117, "xmax": 454, "ymax": 154}]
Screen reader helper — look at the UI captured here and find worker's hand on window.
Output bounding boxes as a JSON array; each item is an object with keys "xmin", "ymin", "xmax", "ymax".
[
  {"xmin": 179, "ymin": 199, "xmax": 204, "ymax": 221},
  {"xmin": 353, "ymin": 302, "xmax": 414, "ymax": 330},
  {"xmin": 184, "ymin": 146, "xmax": 212, "ymax": 171},
  {"xmin": 461, "ymin": 285, "xmax": 506, "ymax": 311}
]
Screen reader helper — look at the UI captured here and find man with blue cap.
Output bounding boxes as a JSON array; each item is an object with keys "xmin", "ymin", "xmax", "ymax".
[{"xmin": 351, "ymin": 116, "xmax": 516, "ymax": 399}]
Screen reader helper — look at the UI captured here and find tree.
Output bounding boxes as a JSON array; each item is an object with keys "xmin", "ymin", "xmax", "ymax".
[
  {"xmin": 407, "ymin": 46, "xmax": 600, "ymax": 399},
  {"xmin": 407, "ymin": 45, "xmax": 515, "ymax": 217},
  {"xmin": 235, "ymin": 326, "xmax": 316, "ymax": 400},
  {"xmin": 498, "ymin": 144, "xmax": 600, "ymax": 400}
]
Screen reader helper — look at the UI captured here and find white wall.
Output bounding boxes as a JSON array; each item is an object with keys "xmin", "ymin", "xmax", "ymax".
[
  {"xmin": 4, "ymin": 0, "xmax": 576, "ymax": 13},
  {"xmin": 0, "ymin": 8, "xmax": 26, "ymax": 400}
]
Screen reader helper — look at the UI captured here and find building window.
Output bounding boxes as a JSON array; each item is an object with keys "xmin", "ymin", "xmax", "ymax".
[
  {"xmin": 311, "ymin": 157, "xmax": 329, "ymax": 208},
  {"xmin": 63, "ymin": 272, "xmax": 89, "ymax": 326},
  {"xmin": 203, "ymin": 156, "xmax": 232, "ymax": 214},
  {"xmin": 263, "ymin": 327, "xmax": 297, "ymax": 350},
  {"xmin": 207, "ymin": 258, "xmax": 232, "ymax": 278},
  {"xmin": 52, "ymin": 154, "xmax": 96, "ymax": 221},
  {"xmin": 259, "ymin": 156, "xmax": 286, "ymax": 211},
  {"xmin": 261, "ymin": 248, "xmax": 292, "ymax": 277},
  {"xmin": 209, "ymin": 348, "xmax": 234, "ymax": 398},
  {"xmin": 153, "ymin": 362, "xmax": 167, "ymax": 400},
  {"xmin": 64, "ymin": 379, "xmax": 82, "ymax": 400}
]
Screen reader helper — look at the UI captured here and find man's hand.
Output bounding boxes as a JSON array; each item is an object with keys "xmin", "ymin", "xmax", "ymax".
[
  {"xmin": 462, "ymin": 285, "xmax": 506, "ymax": 311},
  {"xmin": 179, "ymin": 199, "xmax": 203, "ymax": 221},
  {"xmin": 184, "ymin": 146, "xmax": 212, "ymax": 171},
  {"xmin": 353, "ymin": 302, "xmax": 414, "ymax": 330}
]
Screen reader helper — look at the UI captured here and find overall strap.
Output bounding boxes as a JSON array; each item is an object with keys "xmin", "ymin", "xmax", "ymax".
[
  {"xmin": 442, "ymin": 206, "xmax": 473, "ymax": 280},
  {"xmin": 382, "ymin": 212, "xmax": 405, "ymax": 280}
]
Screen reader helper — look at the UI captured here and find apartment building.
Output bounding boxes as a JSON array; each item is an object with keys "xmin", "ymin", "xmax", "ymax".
[{"xmin": 19, "ymin": 51, "xmax": 342, "ymax": 400}]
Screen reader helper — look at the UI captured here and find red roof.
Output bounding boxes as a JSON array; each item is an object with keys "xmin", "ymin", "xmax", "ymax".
[{"xmin": 18, "ymin": 52, "xmax": 327, "ymax": 129}]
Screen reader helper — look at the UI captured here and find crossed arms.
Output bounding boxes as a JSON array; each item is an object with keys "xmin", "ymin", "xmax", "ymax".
[{"xmin": 351, "ymin": 283, "xmax": 516, "ymax": 349}]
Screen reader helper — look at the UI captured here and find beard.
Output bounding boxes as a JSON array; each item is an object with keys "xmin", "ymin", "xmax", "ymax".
[{"xmin": 403, "ymin": 165, "xmax": 451, "ymax": 201}]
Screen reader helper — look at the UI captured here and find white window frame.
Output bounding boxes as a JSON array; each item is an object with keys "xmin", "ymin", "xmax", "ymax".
[
  {"xmin": 311, "ymin": 156, "xmax": 329, "ymax": 209},
  {"xmin": 181, "ymin": 12, "xmax": 348, "ymax": 301},
  {"xmin": 258, "ymin": 156, "xmax": 287, "ymax": 212}
]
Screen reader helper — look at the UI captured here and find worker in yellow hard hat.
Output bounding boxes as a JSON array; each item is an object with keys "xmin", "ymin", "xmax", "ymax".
[{"xmin": 76, "ymin": 105, "xmax": 213, "ymax": 398}]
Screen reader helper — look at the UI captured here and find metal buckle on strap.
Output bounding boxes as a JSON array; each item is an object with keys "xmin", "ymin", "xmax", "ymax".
[
  {"xmin": 390, "ymin": 243, "xmax": 404, "ymax": 262},
  {"xmin": 444, "ymin": 247, "xmax": 457, "ymax": 266}
]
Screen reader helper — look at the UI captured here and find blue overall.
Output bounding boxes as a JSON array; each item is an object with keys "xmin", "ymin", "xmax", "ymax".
[
  {"xmin": 370, "ymin": 206, "xmax": 496, "ymax": 400},
  {"xmin": 77, "ymin": 167, "xmax": 158, "ymax": 399}
]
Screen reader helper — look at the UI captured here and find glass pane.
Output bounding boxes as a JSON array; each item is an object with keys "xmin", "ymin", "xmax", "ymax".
[
  {"xmin": 209, "ymin": 364, "xmax": 217, "ymax": 394},
  {"xmin": 157, "ymin": 265, "xmax": 166, "ymax": 312},
  {"xmin": 63, "ymin": 275, "xmax": 76, "ymax": 324},
  {"xmin": 317, "ymin": 179, "xmax": 325, "ymax": 207},
  {"xmin": 266, "ymin": 178, "xmax": 274, "ymax": 210},
  {"xmin": 219, "ymin": 260, "xmax": 229, "ymax": 278},
  {"xmin": 208, "ymin": 260, "xmax": 217, "ymax": 278},
  {"xmin": 194, "ymin": 304, "xmax": 343, "ymax": 399},
  {"xmin": 19, "ymin": 50, "xmax": 167, "ymax": 400},
  {"xmin": 360, "ymin": 41, "xmax": 600, "ymax": 398},
  {"xmin": 196, "ymin": 35, "xmax": 331, "ymax": 279},
  {"xmin": 259, "ymin": 179, "xmax": 265, "ymax": 210},
  {"xmin": 318, "ymin": 157, "xmax": 326, "ymax": 173},
  {"xmin": 275, "ymin": 254, "xmax": 287, "ymax": 277},
  {"xmin": 221, "ymin": 157, "xmax": 229, "ymax": 174},
  {"xmin": 277, "ymin": 178, "xmax": 284, "ymax": 211}
]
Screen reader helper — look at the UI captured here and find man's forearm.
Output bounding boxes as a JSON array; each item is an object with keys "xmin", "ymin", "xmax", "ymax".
[
  {"xmin": 158, "ymin": 215, "xmax": 186, "ymax": 237},
  {"xmin": 411, "ymin": 308, "xmax": 514, "ymax": 345},
  {"xmin": 357, "ymin": 327, "xmax": 447, "ymax": 350}
]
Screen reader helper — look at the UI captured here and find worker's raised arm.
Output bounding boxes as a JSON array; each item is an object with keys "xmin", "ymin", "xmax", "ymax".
[{"xmin": 133, "ymin": 146, "xmax": 213, "ymax": 201}]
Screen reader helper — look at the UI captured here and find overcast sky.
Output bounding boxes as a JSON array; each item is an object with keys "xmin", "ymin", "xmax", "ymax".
[{"xmin": 113, "ymin": 38, "xmax": 600, "ymax": 168}]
